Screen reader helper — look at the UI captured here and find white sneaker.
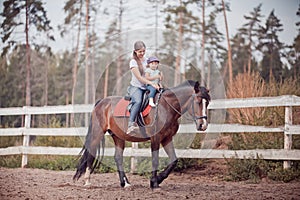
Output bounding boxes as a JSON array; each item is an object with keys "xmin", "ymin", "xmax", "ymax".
[
  {"xmin": 126, "ymin": 123, "xmax": 139, "ymax": 134},
  {"xmin": 149, "ymin": 98, "xmax": 156, "ymax": 107},
  {"xmin": 149, "ymin": 102, "xmax": 156, "ymax": 107}
]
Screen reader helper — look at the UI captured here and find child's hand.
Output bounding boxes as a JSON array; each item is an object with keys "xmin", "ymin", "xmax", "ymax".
[{"xmin": 159, "ymin": 72, "xmax": 164, "ymax": 81}]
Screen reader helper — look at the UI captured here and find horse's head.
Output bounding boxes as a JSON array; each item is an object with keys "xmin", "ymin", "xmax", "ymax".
[{"xmin": 189, "ymin": 81, "xmax": 210, "ymax": 131}]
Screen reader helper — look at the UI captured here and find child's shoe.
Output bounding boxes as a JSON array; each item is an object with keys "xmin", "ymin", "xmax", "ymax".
[{"xmin": 149, "ymin": 98, "xmax": 156, "ymax": 107}]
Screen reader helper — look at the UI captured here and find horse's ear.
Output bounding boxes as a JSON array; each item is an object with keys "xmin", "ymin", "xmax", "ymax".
[{"xmin": 194, "ymin": 81, "xmax": 200, "ymax": 93}]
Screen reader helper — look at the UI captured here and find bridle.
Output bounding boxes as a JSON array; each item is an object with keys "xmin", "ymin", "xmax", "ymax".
[
  {"xmin": 191, "ymin": 93, "xmax": 208, "ymax": 126},
  {"xmin": 162, "ymin": 92, "xmax": 208, "ymax": 128}
]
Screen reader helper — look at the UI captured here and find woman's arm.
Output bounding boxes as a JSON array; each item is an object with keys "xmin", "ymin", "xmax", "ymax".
[
  {"xmin": 145, "ymin": 72, "xmax": 160, "ymax": 81},
  {"xmin": 131, "ymin": 67, "xmax": 160, "ymax": 89}
]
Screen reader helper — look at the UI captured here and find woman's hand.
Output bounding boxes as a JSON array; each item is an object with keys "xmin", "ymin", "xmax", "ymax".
[{"xmin": 151, "ymin": 83, "xmax": 160, "ymax": 90}]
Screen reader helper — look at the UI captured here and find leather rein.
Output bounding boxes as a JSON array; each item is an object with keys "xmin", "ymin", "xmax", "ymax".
[{"xmin": 162, "ymin": 92, "xmax": 208, "ymax": 124}]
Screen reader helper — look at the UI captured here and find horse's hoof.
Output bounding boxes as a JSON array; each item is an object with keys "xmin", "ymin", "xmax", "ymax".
[
  {"xmin": 124, "ymin": 182, "xmax": 131, "ymax": 188},
  {"xmin": 84, "ymin": 182, "xmax": 91, "ymax": 187},
  {"xmin": 151, "ymin": 186, "xmax": 161, "ymax": 191}
]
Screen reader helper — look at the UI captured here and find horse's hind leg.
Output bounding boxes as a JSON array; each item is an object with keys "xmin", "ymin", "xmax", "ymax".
[
  {"xmin": 81, "ymin": 137, "xmax": 102, "ymax": 186},
  {"xmin": 76, "ymin": 111, "xmax": 105, "ymax": 187},
  {"xmin": 83, "ymin": 152, "xmax": 94, "ymax": 186},
  {"xmin": 112, "ymin": 135, "xmax": 130, "ymax": 187}
]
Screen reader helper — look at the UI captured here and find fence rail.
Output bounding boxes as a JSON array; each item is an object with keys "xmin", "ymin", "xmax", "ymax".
[{"xmin": 1, "ymin": 95, "xmax": 300, "ymax": 169}]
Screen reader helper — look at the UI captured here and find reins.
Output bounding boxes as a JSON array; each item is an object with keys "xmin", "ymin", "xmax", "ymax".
[
  {"xmin": 191, "ymin": 94, "xmax": 208, "ymax": 120},
  {"xmin": 162, "ymin": 92, "xmax": 208, "ymax": 126}
]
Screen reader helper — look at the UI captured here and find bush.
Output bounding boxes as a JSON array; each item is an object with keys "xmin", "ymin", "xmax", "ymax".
[
  {"xmin": 0, "ymin": 155, "xmax": 22, "ymax": 168},
  {"xmin": 225, "ymin": 155, "xmax": 300, "ymax": 183},
  {"xmin": 224, "ymin": 73, "xmax": 300, "ymax": 182},
  {"xmin": 0, "ymin": 136, "xmax": 22, "ymax": 148},
  {"xmin": 225, "ymin": 154, "xmax": 269, "ymax": 183},
  {"xmin": 267, "ymin": 161, "xmax": 300, "ymax": 182},
  {"xmin": 27, "ymin": 155, "xmax": 77, "ymax": 170}
]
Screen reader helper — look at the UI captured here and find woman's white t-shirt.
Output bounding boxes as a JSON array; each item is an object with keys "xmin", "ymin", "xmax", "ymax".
[{"xmin": 129, "ymin": 58, "xmax": 147, "ymax": 89}]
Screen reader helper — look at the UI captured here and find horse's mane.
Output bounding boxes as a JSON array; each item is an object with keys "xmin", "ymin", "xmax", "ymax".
[
  {"xmin": 199, "ymin": 86, "xmax": 211, "ymax": 102},
  {"xmin": 169, "ymin": 80, "xmax": 196, "ymax": 91},
  {"xmin": 168, "ymin": 80, "xmax": 210, "ymax": 102}
]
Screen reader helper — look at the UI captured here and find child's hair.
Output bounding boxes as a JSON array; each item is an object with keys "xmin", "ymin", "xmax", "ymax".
[{"xmin": 132, "ymin": 41, "xmax": 146, "ymax": 75}]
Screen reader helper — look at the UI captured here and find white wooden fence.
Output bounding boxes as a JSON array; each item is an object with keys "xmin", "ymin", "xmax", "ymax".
[{"xmin": 1, "ymin": 95, "xmax": 300, "ymax": 170}]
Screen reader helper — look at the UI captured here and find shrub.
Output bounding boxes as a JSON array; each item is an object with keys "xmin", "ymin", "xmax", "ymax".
[
  {"xmin": 225, "ymin": 154, "xmax": 269, "ymax": 183},
  {"xmin": 27, "ymin": 155, "xmax": 77, "ymax": 170},
  {"xmin": 0, "ymin": 155, "xmax": 22, "ymax": 168},
  {"xmin": 224, "ymin": 73, "xmax": 300, "ymax": 182},
  {"xmin": 267, "ymin": 162, "xmax": 300, "ymax": 182},
  {"xmin": 0, "ymin": 136, "xmax": 23, "ymax": 148}
]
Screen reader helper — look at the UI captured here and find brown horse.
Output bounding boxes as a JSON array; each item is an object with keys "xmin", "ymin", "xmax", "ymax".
[{"xmin": 73, "ymin": 80, "xmax": 210, "ymax": 189}]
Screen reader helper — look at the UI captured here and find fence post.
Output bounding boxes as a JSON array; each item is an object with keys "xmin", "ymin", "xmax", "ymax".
[
  {"xmin": 21, "ymin": 112, "xmax": 31, "ymax": 168},
  {"xmin": 130, "ymin": 142, "xmax": 138, "ymax": 173},
  {"xmin": 284, "ymin": 106, "xmax": 292, "ymax": 169}
]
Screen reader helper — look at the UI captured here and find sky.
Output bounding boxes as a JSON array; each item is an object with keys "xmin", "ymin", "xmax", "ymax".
[
  {"xmin": 0, "ymin": 0, "xmax": 299, "ymax": 53},
  {"xmin": 225, "ymin": 0, "xmax": 298, "ymax": 45},
  {"xmin": 42, "ymin": 0, "xmax": 299, "ymax": 53}
]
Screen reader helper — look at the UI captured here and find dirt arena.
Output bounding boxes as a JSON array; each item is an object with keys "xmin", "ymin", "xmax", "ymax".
[{"xmin": 0, "ymin": 166, "xmax": 299, "ymax": 200}]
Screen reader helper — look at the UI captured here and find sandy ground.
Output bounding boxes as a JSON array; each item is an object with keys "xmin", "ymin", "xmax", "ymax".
[{"xmin": 0, "ymin": 166, "xmax": 299, "ymax": 200}]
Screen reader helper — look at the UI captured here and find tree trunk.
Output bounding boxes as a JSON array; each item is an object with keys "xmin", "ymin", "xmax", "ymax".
[
  {"xmin": 85, "ymin": 0, "xmax": 90, "ymax": 126},
  {"xmin": 44, "ymin": 52, "xmax": 49, "ymax": 125},
  {"xmin": 116, "ymin": 0, "xmax": 123, "ymax": 95},
  {"xmin": 71, "ymin": 0, "xmax": 83, "ymax": 126},
  {"xmin": 222, "ymin": 0, "xmax": 233, "ymax": 87},
  {"xmin": 25, "ymin": 0, "xmax": 31, "ymax": 106},
  {"xmin": 247, "ymin": 37, "xmax": 252, "ymax": 74},
  {"xmin": 207, "ymin": 53, "xmax": 212, "ymax": 89},
  {"xmin": 155, "ymin": 0, "xmax": 159, "ymax": 55},
  {"xmin": 104, "ymin": 64, "xmax": 109, "ymax": 98},
  {"xmin": 65, "ymin": 91, "xmax": 69, "ymax": 127},
  {"xmin": 175, "ymin": 0, "xmax": 183, "ymax": 86},
  {"xmin": 91, "ymin": 33, "xmax": 96, "ymax": 104},
  {"xmin": 201, "ymin": 0, "xmax": 205, "ymax": 86}
]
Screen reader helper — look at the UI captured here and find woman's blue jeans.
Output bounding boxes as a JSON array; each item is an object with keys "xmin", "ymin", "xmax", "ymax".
[{"xmin": 128, "ymin": 86, "xmax": 145, "ymax": 124}]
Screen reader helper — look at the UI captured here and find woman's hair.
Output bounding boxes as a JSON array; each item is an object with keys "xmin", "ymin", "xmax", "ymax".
[{"xmin": 132, "ymin": 41, "xmax": 146, "ymax": 75}]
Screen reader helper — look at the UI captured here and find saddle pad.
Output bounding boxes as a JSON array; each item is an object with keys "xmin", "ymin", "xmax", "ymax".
[{"xmin": 113, "ymin": 98, "xmax": 152, "ymax": 117}]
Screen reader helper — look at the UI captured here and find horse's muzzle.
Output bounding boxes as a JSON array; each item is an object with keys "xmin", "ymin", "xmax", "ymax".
[{"xmin": 197, "ymin": 120, "xmax": 208, "ymax": 131}]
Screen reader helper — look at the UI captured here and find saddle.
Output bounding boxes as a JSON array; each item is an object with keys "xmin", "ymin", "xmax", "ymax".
[
  {"xmin": 113, "ymin": 89, "xmax": 164, "ymax": 127},
  {"xmin": 113, "ymin": 92, "xmax": 152, "ymax": 118}
]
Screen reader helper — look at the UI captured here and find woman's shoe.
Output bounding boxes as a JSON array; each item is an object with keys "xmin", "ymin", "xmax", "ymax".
[{"xmin": 127, "ymin": 122, "xmax": 139, "ymax": 134}]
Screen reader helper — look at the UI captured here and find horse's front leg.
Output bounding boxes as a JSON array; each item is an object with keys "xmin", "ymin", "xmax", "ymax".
[
  {"xmin": 150, "ymin": 135, "xmax": 160, "ymax": 189},
  {"xmin": 112, "ymin": 135, "xmax": 131, "ymax": 188},
  {"xmin": 157, "ymin": 140, "xmax": 178, "ymax": 185}
]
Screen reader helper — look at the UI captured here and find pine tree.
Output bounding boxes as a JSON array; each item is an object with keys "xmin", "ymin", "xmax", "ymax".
[
  {"xmin": 61, "ymin": 0, "xmax": 83, "ymax": 125},
  {"xmin": 1, "ymin": 0, "xmax": 54, "ymax": 106},
  {"xmin": 287, "ymin": 3, "xmax": 300, "ymax": 79},
  {"xmin": 258, "ymin": 10, "xmax": 284, "ymax": 81},
  {"xmin": 205, "ymin": 11, "xmax": 225, "ymax": 88},
  {"xmin": 238, "ymin": 4, "xmax": 263, "ymax": 74},
  {"xmin": 163, "ymin": 0, "xmax": 201, "ymax": 85}
]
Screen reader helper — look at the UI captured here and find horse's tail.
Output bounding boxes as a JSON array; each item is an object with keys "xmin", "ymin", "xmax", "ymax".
[{"xmin": 73, "ymin": 100, "xmax": 105, "ymax": 181}]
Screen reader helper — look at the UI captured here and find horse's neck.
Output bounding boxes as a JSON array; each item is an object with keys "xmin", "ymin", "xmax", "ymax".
[{"xmin": 164, "ymin": 86, "xmax": 193, "ymax": 114}]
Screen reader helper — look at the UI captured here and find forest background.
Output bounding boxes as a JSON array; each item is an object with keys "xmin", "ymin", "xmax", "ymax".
[
  {"xmin": 0, "ymin": 0, "xmax": 299, "ymax": 123},
  {"xmin": 1, "ymin": 0, "xmax": 300, "ymax": 182}
]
